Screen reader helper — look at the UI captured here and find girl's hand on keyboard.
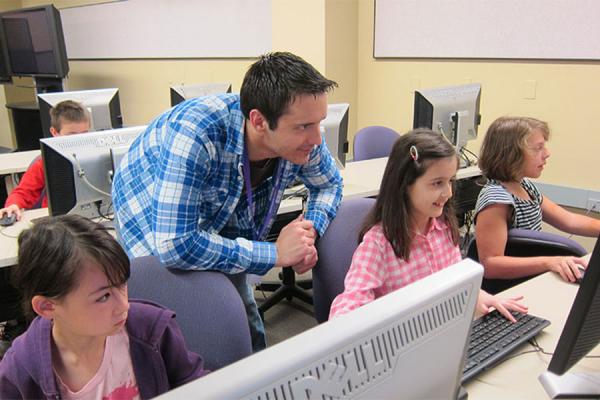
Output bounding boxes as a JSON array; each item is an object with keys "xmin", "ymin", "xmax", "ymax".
[{"xmin": 477, "ymin": 291, "xmax": 528, "ymax": 323}]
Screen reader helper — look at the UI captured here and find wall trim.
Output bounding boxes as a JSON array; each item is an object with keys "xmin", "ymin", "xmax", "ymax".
[{"xmin": 534, "ymin": 182, "xmax": 600, "ymax": 212}]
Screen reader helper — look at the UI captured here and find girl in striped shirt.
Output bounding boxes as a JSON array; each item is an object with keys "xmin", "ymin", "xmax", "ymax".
[
  {"xmin": 329, "ymin": 129, "xmax": 526, "ymax": 320},
  {"xmin": 475, "ymin": 117, "xmax": 600, "ymax": 284}
]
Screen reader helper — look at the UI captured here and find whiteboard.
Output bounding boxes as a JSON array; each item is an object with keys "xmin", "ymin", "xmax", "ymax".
[
  {"xmin": 60, "ymin": 0, "xmax": 272, "ymax": 59},
  {"xmin": 374, "ymin": 0, "xmax": 600, "ymax": 60}
]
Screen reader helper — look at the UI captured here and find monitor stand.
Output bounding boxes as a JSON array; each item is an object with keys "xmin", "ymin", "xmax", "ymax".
[{"xmin": 539, "ymin": 371, "xmax": 600, "ymax": 398}]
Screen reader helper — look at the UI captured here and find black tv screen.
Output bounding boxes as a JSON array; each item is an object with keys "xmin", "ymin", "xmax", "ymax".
[
  {"xmin": 0, "ymin": 19, "xmax": 11, "ymax": 83},
  {"xmin": 0, "ymin": 5, "xmax": 68, "ymax": 78}
]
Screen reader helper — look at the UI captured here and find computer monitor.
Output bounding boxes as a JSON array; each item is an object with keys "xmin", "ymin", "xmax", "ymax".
[
  {"xmin": 40, "ymin": 126, "xmax": 146, "ymax": 220},
  {"xmin": 0, "ymin": 5, "xmax": 69, "ymax": 78},
  {"xmin": 0, "ymin": 23, "xmax": 11, "ymax": 83},
  {"xmin": 38, "ymin": 88, "xmax": 123, "ymax": 137},
  {"xmin": 158, "ymin": 259, "xmax": 483, "ymax": 399},
  {"xmin": 539, "ymin": 236, "xmax": 600, "ymax": 398},
  {"xmin": 321, "ymin": 103, "xmax": 349, "ymax": 169},
  {"xmin": 170, "ymin": 82, "xmax": 232, "ymax": 107},
  {"xmin": 413, "ymin": 83, "xmax": 481, "ymax": 152}
]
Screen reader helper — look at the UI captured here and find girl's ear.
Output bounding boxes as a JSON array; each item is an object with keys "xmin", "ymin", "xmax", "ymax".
[{"xmin": 31, "ymin": 295, "xmax": 57, "ymax": 320}]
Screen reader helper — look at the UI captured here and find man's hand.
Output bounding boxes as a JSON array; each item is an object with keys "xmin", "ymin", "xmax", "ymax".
[
  {"xmin": 291, "ymin": 229, "xmax": 318, "ymax": 274},
  {"xmin": 275, "ymin": 215, "xmax": 317, "ymax": 268}
]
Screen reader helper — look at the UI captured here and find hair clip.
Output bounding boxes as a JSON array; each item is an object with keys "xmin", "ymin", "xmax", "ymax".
[{"xmin": 409, "ymin": 145, "xmax": 419, "ymax": 162}]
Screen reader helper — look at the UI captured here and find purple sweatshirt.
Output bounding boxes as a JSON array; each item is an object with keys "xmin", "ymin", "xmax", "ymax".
[{"xmin": 0, "ymin": 300, "xmax": 208, "ymax": 399}]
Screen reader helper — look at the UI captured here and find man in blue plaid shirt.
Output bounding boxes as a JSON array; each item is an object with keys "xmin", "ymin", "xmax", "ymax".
[{"xmin": 112, "ymin": 52, "xmax": 343, "ymax": 351}]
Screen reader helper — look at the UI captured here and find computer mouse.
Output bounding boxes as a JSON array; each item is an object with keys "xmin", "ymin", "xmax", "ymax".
[
  {"xmin": 576, "ymin": 266, "xmax": 586, "ymax": 284},
  {"xmin": 0, "ymin": 214, "xmax": 16, "ymax": 227}
]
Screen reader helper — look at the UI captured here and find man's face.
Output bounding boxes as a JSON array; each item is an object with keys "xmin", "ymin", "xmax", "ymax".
[{"xmin": 262, "ymin": 93, "xmax": 327, "ymax": 165}]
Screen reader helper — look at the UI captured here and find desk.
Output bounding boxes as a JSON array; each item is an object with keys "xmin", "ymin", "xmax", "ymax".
[
  {"xmin": 0, "ymin": 208, "xmax": 48, "ymax": 268},
  {"xmin": 0, "ymin": 158, "xmax": 481, "ymax": 268},
  {"xmin": 465, "ymin": 271, "xmax": 600, "ymax": 399},
  {"xmin": 0, "ymin": 150, "xmax": 41, "ymax": 193},
  {"xmin": 278, "ymin": 157, "xmax": 480, "ymax": 214}
]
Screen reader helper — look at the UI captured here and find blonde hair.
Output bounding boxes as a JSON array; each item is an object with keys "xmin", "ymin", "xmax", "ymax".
[{"xmin": 479, "ymin": 116, "xmax": 549, "ymax": 182}]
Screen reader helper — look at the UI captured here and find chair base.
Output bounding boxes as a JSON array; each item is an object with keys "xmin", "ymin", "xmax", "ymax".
[{"xmin": 257, "ymin": 267, "xmax": 312, "ymax": 318}]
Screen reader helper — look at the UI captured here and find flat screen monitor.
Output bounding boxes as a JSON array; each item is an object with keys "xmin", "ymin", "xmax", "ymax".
[
  {"xmin": 40, "ymin": 126, "xmax": 146, "ymax": 220},
  {"xmin": 413, "ymin": 83, "xmax": 481, "ymax": 152},
  {"xmin": 38, "ymin": 88, "xmax": 123, "ymax": 137},
  {"xmin": 321, "ymin": 103, "xmax": 349, "ymax": 169},
  {"xmin": 0, "ymin": 23, "xmax": 11, "ymax": 83},
  {"xmin": 0, "ymin": 5, "xmax": 69, "ymax": 78},
  {"xmin": 170, "ymin": 82, "xmax": 232, "ymax": 107},
  {"xmin": 158, "ymin": 259, "xmax": 483, "ymax": 400},
  {"xmin": 539, "ymin": 236, "xmax": 600, "ymax": 398}
]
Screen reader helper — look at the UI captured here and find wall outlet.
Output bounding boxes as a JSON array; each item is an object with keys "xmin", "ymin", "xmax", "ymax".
[{"xmin": 586, "ymin": 197, "xmax": 600, "ymax": 212}]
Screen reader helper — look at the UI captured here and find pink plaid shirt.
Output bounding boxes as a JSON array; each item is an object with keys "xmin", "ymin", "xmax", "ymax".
[{"xmin": 329, "ymin": 217, "xmax": 461, "ymax": 319}]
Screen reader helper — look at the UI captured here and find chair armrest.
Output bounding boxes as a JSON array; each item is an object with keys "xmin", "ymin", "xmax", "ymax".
[{"xmin": 506, "ymin": 228, "xmax": 587, "ymax": 258}]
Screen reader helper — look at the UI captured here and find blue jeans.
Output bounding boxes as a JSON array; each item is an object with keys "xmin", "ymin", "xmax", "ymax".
[{"xmin": 228, "ymin": 272, "xmax": 266, "ymax": 352}]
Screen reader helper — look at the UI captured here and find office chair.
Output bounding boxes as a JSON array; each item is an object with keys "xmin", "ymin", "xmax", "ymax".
[
  {"xmin": 467, "ymin": 228, "xmax": 588, "ymax": 294},
  {"xmin": 353, "ymin": 126, "xmax": 400, "ymax": 161},
  {"xmin": 127, "ymin": 256, "xmax": 252, "ymax": 371},
  {"xmin": 312, "ymin": 197, "xmax": 376, "ymax": 323},
  {"xmin": 256, "ymin": 210, "xmax": 315, "ymax": 317}
]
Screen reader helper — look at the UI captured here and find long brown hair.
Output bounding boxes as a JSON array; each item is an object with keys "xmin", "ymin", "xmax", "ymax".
[{"xmin": 359, "ymin": 129, "xmax": 459, "ymax": 260}]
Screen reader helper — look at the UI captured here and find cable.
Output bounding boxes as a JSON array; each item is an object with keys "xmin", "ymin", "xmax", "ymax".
[
  {"xmin": 458, "ymin": 148, "xmax": 477, "ymax": 167},
  {"xmin": 462, "ymin": 146, "xmax": 479, "ymax": 161},
  {"xmin": 283, "ymin": 186, "xmax": 308, "ymax": 201},
  {"xmin": 95, "ymin": 200, "xmax": 114, "ymax": 221},
  {"xmin": 72, "ymin": 154, "xmax": 111, "ymax": 197},
  {"xmin": 0, "ymin": 227, "xmax": 18, "ymax": 239}
]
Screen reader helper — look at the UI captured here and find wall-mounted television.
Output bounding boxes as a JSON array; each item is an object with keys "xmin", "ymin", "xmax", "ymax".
[
  {"xmin": 0, "ymin": 24, "xmax": 11, "ymax": 83},
  {"xmin": 0, "ymin": 5, "xmax": 69, "ymax": 78}
]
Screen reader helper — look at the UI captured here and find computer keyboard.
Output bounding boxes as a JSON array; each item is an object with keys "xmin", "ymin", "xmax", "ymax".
[{"xmin": 462, "ymin": 310, "xmax": 550, "ymax": 383}]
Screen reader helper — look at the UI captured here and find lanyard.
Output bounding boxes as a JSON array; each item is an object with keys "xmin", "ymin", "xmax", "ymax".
[{"xmin": 242, "ymin": 145, "xmax": 283, "ymax": 240}]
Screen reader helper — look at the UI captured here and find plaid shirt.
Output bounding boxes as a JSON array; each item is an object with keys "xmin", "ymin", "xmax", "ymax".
[
  {"xmin": 112, "ymin": 94, "xmax": 343, "ymax": 275},
  {"xmin": 329, "ymin": 218, "xmax": 461, "ymax": 318}
]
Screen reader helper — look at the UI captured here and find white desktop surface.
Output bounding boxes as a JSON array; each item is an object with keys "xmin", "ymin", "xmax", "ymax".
[
  {"xmin": 0, "ymin": 150, "xmax": 41, "ymax": 193},
  {"xmin": 465, "ymin": 272, "xmax": 600, "ymax": 399},
  {"xmin": 0, "ymin": 208, "xmax": 48, "ymax": 268},
  {"xmin": 0, "ymin": 157, "xmax": 480, "ymax": 268},
  {"xmin": 0, "ymin": 150, "xmax": 40, "ymax": 175}
]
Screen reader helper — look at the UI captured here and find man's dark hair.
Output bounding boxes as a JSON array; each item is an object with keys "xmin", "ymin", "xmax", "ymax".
[
  {"xmin": 13, "ymin": 214, "xmax": 130, "ymax": 320},
  {"xmin": 240, "ymin": 52, "xmax": 337, "ymax": 130}
]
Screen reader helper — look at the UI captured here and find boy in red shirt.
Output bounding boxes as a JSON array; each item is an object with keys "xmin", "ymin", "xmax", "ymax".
[{"xmin": 0, "ymin": 100, "xmax": 90, "ymax": 220}]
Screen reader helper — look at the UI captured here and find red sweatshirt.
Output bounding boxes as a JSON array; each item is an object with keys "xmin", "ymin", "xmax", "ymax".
[{"xmin": 5, "ymin": 157, "xmax": 47, "ymax": 209}]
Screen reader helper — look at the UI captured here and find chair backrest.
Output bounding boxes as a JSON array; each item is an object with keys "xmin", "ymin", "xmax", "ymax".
[
  {"xmin": 127, "ymin": 256, "xmax": 252, "ymax": 371},
  {"xmin": 29, "ymin": 155, "xmax": 45, "ymax": 209},
  {"xmin": 312, "ymin": 197, "xmax": 376, "ymax": 323},
  {"xmin": 353, "ymin": 125, "xmax": 400, "ymax": 162},
  {"xmin": 467, "ymin": 228, "xmax": 588, "ymax": 293}
]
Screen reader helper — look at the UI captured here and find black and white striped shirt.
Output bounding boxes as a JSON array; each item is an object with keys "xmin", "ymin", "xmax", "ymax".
[{"xmin": 474, "ymin": 178, "xmax": 543, "ymax": 231}]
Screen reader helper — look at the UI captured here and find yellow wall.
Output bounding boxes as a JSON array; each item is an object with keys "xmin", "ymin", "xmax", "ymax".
[
  {"xmin": 356, "ymin": 0, "xmax": 599, "ymax": 191},
  {"xmin": 1, "ymin": 0, "xmax": 597, "ymax": 192},
  {"xmin": 326, "ymin": 0, "xmax": 358, "ymax": 147},
  {"xmin": 1, "ymin": 0, "xmax": 328, "ymax": 138}
]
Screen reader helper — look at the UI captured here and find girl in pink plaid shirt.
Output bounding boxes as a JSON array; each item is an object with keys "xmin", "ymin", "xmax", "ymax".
[{"xmin": 329, "ymin": 129, "xmax": 527, "ymax": 321}]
